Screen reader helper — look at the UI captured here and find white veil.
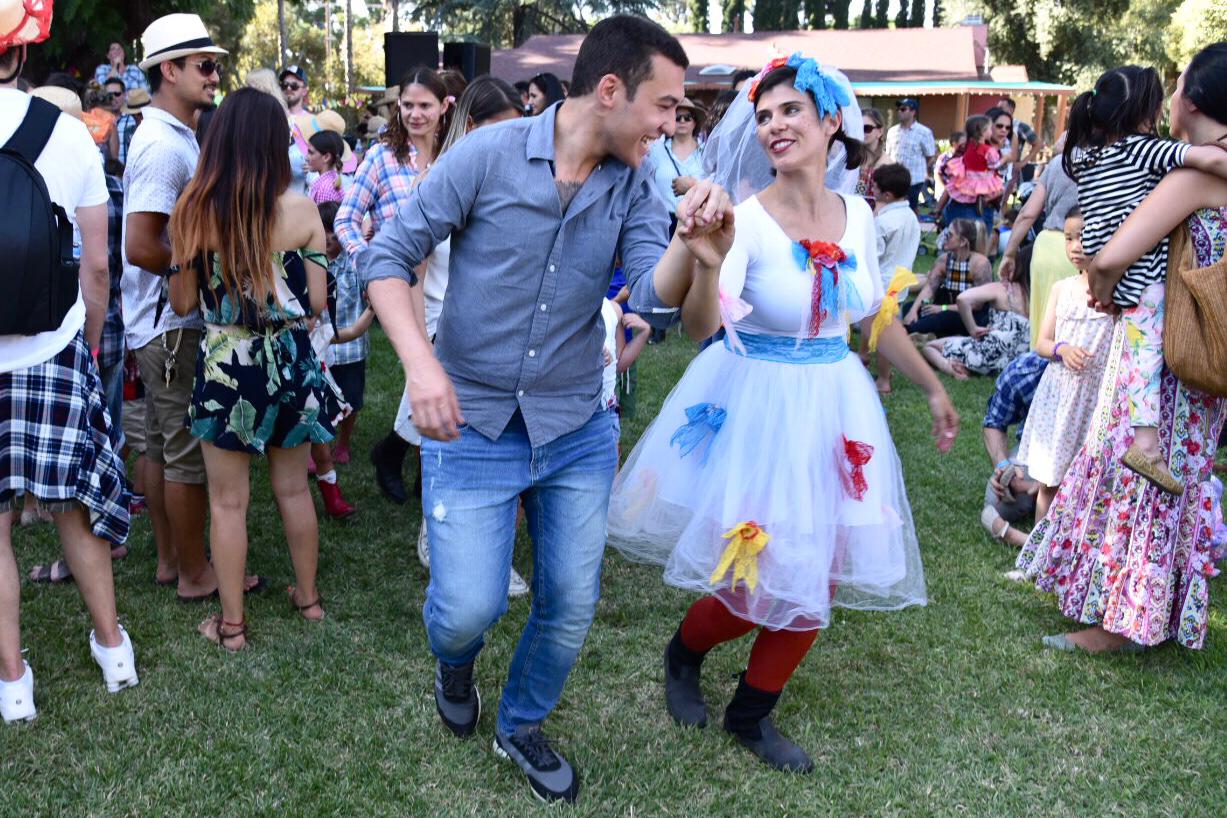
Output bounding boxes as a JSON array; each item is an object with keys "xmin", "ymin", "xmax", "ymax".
[{"xmin": 704, "ymin": 61, "xmax": 864, "ymax": 204}]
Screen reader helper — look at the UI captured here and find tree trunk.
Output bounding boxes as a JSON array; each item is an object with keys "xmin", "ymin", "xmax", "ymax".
[
  {"xmin": 345, "ymin": 0, "xmax": 353, "ymax": 92},
  {"xmin": 392, "ymin": 0, "xmax": 400, "ymax": 32},
  {"xmin": 829, "ymin": 0, "xmax": 850, "ymax": 28},
  {"xmin": 277, "ymin": 0, "xmax": 288, "ymax": 64},
  {"xmin": 806, "ymin": 0, "xmax": 826, "ymax": 28},
  {"xmin": 723, "ymin": 0, "xmax": 745, "ymax": 32}
]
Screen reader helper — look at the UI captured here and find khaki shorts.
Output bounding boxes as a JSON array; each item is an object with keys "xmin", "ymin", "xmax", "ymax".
[
  {"xmin": 134, "ymin": 328, "xmax": 205, "ymax": 484},
  {"xmin": 121, "ymin": 397, "xmax": 146, "ymax": 454}
]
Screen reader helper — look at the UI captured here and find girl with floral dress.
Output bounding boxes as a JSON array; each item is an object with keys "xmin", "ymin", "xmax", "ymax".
[
  {"xmin": 168, "ymin": 89, "xmax": 344, "ymax": 651},
  {"xmin": 608, "ymin": 56, "xmax": 959, "ymax": 773},
  {"xmin": 1016, "ymin": 211, "xmax": 1113, "ymax": 520},
  {"xmin": 1016, "ymin": 44, "xmax": 1227, "ymax": 654}
]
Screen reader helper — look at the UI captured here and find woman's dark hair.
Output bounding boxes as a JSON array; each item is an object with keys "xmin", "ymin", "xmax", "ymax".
[
  {"xmin": 1183, "ymin": 42, "xmax": 1227, "ymax": 126},
  {"xmin": 195, "ymin": 106, "xmax": 217, "ymax": 146},
  {"xmin": 529, "ymin": 72, "xmax": 566, "ymax": 112},
  {"xmin": 382, "ymin": 67, "xmax": 450, "ymax": 165},
  {"xmin": 569, "ymin": 14, "xmax": 688, "ymax": 99},
  {"xmin": 1013, "ymin": 241, "xmax": 1033, "ymax": 297},
  {"xmin": 704, "ymin": 89, "xmax": 738, "ymax": 137},
  {"xmin": 752, "ymin": 65, "xmax": 864, "ymax": 171},
  {"xmin": 984, "ymin": 106, "xmax": 1012, "ymax": 147},
  {"xmin": 1062, "ymin": 65, "xmax": 1165, "ymax": 179},
  {"xmin": 170, "ymin": 87, "xmax": 291, "ymax": 312}
]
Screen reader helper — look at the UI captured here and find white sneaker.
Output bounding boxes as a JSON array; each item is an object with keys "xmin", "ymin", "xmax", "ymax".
[
  {"xmin": 90, "ymin": 625, "xmax": 139, "ymax": 693},
  {"xmin": 508, "ymin": 568, "xmax": 530, "ymax": 598},
  {"xmin": 417, "ymin": 521, "xmax": 430, "ymax": 569},
  {"xmin": 0, "ymin": 661, "xmax": 35, "ymax": 723},
  {"xmin": 1003, "ymin": 569, "xmax": 1029, "ymax": 583}
]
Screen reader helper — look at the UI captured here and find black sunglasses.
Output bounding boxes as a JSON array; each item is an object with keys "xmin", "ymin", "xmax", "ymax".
[
  {"xmin": 187, "ymin": 58, "xmax": 223, "ymax": 77},
  {"xmin": 676, "ymin": 113, "xmax": 694, "ymax": 123},
  {"xmin": 281, "ymin": 81, "xmax": 303, "ymax": 92},
  {"xmin": 863, "ymin": 124, "xmax": 880, "ymax": 132}
]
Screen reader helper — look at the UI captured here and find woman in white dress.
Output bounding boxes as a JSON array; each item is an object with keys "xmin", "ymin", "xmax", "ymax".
[{"xmin": 607, "ymin": 55, "xmax": 960, "ymax": 773}]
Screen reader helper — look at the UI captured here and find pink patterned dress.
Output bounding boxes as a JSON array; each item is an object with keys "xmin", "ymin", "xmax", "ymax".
[{"xmin": 1015, "ymin": 206, "xmax": 1227, "ymax": 648}]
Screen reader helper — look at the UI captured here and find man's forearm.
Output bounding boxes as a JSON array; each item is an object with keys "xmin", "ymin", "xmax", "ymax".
[
  {"xmin": 367, "ymin": 278, "xmax": 435, "ymax": 371},
  {"xmin": 81, "ymin": 262, "xmax": 109, "ymax": 349},
  {"xmin": 983, "ymin": 427, "xmax": 1011, "ymax": 465}
]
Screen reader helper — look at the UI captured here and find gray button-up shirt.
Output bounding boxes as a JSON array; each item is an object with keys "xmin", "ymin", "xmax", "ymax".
[{"xmin": 362, "ymin": 104, "xmax": 671, "ymax": 447}]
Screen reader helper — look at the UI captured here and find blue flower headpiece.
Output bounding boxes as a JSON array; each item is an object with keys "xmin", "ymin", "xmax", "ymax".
[{"xmin": 747, "ymin": 53, "xmax": 851, "ymax": 121}]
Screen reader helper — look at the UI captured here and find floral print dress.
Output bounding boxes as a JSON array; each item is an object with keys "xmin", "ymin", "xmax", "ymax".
[
  {"xmin": 1015, "ymin": 206, "xmax": 1227, "ymax": 648},
  {"xmin": 187, "ymin": 249, "xmax": 344, "ymax": 455}
]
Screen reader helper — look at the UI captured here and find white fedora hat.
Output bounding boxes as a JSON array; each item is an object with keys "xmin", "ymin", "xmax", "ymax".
[{"xmin": 138, "ymin": 13, "xmax": 227, "ymax": 72}]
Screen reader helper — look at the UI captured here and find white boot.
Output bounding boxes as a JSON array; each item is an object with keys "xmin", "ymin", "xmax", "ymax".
[
  {"xmin": 0, "ymin": 661, "xmax": 36, "ymax": 723},
  {"xmin": 90, "ymin": 625, "xmax": 139, "ymax": 693}
]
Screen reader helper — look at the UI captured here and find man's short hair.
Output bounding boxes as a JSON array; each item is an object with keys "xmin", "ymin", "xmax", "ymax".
[
  {"xmin": 105, "ymin": 77, "xmax": 126, "ymax": 91},
  {"xmin": 147, "ymin": 57, "xmax": 185, "ymax": 95},
  {"xmin": 872, "ymin": 163, "xmax": 912, "ymax": 199},
  {"xmin": 569, "ymin": 14, "xmax": 688, "ymax": 100},
  {"xmin": 998, "ymin": 96, "xmax": 1016, "ymax": 111},
  {"xmin": 731, "ymin": 68, "xmax": 757, "ymax": 87}
]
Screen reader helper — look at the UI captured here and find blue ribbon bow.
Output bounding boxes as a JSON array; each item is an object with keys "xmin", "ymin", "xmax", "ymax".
[{"xmin": 670, "ymin": 403, "xmax": 727, "ymax": 465}]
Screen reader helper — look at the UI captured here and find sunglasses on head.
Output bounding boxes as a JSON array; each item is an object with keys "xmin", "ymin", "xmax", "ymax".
[
  {"xmin": 676, "ymin": 113, "xmax": 694, "ymax": 123},
  {"xmin": 281, "ymin": 81, "xmax": 303, "ymax": 92},
  {"xmin": 187, "ymin": 58, "xmax": 223, "ymax": 77}
]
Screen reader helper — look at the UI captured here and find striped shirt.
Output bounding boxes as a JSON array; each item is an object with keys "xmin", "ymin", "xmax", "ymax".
[{"xmin": 1071, "ymin": 134, "xmax": 1189, "ymax": 306}]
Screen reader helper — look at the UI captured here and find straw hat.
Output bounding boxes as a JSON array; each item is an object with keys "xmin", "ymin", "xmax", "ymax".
[
  {"xmin": 138, "ymin": 13, "xmax": 227, "ymax": 71},
  {"xmin": 30, "ymin": 84, "xmax": 81, "ymax": 119},
  {"xmin": 122, "ymin": 87, "xmax": 150, "ymax": 115},
  {"xmin": 365, "ymin": 115, "xmax": 388, "ymax": 135},
  {"xmin": 0, "ymin": 0, "xmax": 53, "ymax": 49},
  {"xmin": 375, "ymin": 85, "xmax": 399, "ymax": 107},
  {"xmin": 293, "ymin": 110, "xmax": 353, "ymax": 162}
]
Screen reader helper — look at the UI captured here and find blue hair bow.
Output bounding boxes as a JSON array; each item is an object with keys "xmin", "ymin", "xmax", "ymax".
[{"xmin": 786, "ymin": 53, "xmax": 850, "ymax": 120}]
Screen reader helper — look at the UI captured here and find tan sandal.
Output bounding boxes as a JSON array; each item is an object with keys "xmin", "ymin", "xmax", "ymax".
[{"xmin": 1121, "ymin": 443, "xmax": 1184, "ymax": 495}]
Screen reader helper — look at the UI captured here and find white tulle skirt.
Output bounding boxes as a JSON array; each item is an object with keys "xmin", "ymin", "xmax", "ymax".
[{"xmin": 607, "ymin": 333, "xmax": 927, "ymax": 631}]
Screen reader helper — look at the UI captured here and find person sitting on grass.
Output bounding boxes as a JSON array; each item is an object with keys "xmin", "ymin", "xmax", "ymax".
[
  {"xmin": 921, "ymin": 241, "xmax": 1031, "ymax": 379},
  {"xmin": 980, "ymin": 349, "xmax": 1047, "ymax": 550},
  {"xmin": 902, "ymin": 218, "xmax": 993, "ymax": 339}
]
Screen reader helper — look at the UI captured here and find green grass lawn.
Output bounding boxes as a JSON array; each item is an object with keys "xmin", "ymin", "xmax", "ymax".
[{"xmin": 3, "ymin": 315, "xmax": 1225, "ymax": 817}]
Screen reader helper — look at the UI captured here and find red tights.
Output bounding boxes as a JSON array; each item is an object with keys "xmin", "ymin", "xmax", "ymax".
[{"xmin": 678, "ymin": 596, "xmax": 818, "ymax": 693}]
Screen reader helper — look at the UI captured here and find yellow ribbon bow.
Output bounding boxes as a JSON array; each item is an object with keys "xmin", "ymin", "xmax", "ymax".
[
  {"xmin": 710, "ymin": 521, "xmax": 771, "ymax": 592},
  {"xmin": 868, "ymin": 266, "xmax": 919, "ymax": 352}
]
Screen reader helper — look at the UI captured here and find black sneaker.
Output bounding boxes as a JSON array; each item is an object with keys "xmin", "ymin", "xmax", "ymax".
[
  {"xmin": 434, "ymin": 660, "xmax": 480, "ymax": 737},
  {"xmin": 370, "ymin": 437, "xmax": 408, "ymax": 504},
  {"xmin": 493, "ymin": 725, "xmax": 580, "ymax": 804}
]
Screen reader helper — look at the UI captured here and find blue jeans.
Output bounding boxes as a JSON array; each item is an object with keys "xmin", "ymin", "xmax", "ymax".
[{"xmin": 421, "ymin": 408, "xmax": 619, "ymax": 735}]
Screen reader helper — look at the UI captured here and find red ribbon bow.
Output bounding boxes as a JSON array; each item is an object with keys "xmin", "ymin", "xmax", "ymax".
[{"xmin": 841, "ymin": 436, "xmax": 874, "ymax": 501}]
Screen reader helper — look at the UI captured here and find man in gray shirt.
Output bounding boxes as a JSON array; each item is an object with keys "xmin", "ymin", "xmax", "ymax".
[{"xmin": 363, "ymin": 15, "xmax": 732, "ymax": 804}]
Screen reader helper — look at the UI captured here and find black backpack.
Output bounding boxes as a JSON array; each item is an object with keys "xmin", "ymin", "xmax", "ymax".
[{"xmin": 0, "ymin": 96, "xmax": 79, "ymax": 335}]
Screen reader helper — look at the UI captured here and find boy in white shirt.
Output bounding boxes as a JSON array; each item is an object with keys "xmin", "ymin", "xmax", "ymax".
[{"xmin": 865, "ymin": 163, "xmax": 921, "ymax": 393}]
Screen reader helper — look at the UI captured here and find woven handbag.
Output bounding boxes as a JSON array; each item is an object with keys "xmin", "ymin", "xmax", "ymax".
[{"xmin": 1162, "ymin": 223, "xmax": 1227, "ymax": 397}]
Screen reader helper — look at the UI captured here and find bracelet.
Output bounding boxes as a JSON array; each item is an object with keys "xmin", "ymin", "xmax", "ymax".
[
  {"xmin": 1052, "ymin": 341, "xmax": 1065, "ymax": 362},
  {"xmin": 995, "ymin": 459, "xmax": 1012, "ymax": 471},
  {"xmin": 942, "ymin": 304, "xmax": 949, "ymax": 312}
]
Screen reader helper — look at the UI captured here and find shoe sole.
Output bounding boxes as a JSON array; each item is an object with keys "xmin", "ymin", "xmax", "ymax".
[
  {"xmin": 2, "ymin": 711, "xmax": 36, "ymax": 724},
  {"xmin": 103, "ymin": 675, "xmax": 139, "ymax": 694},
  {"xmin": 436, "ymin": 685, "xmax": 480, "ymax": 738},
  {"xmin": 491, "ymin": 738, "xmax": 559, "ymax": 804}
]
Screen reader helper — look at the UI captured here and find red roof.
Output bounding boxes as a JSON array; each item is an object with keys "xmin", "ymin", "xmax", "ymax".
[{"xmin": 491, "ymin": 26, "xmax": 986, "ymax": 86}]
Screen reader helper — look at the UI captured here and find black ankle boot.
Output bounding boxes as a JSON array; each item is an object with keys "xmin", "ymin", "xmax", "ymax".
[
  {"xmin": 370, "ymin": 432, "xmax": 410, "ymax": 504},
  {"xmin": 663, "ymin": 630, "xmax": 708, "ymax": 728},
  {"xmin": 722, "ymin": 673, "xmax": 814, "ymax": 773}
]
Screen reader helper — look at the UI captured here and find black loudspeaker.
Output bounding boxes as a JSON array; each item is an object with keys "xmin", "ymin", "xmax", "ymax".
[
  {"xmin": 384, "ymin": 32, "xmax": 439, "ymax": 87},
  {"xmin": 442, "ymin": 42, "xmax": 491, "ymax": 82}
]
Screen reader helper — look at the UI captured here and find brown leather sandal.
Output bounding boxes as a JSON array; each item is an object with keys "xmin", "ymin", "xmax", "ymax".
[
  {"xmin": 287, "ymin": 586, "xmax": 325, "ymax": 620},
  {"xmin": 200, "ymin": 614, "xmax": 248, "ymax": 652}
]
